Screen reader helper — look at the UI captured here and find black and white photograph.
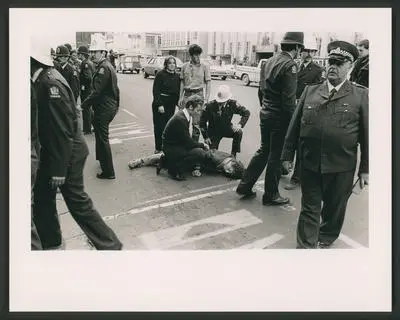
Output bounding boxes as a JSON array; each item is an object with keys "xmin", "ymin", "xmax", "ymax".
[{"xmin": 9, "ymin": 7, "xmax": 391, "ymax": 312}]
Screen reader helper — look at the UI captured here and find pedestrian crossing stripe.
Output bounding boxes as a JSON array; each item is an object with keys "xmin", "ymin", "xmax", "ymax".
[{"xmin": 139, "ymin": 209, "xmax": 262, "ymax": 250}]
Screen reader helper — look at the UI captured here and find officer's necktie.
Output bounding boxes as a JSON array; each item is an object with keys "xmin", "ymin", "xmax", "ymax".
[{"xmin": 328, "ymin": 88, "xmax": 337, "ymax": 101}]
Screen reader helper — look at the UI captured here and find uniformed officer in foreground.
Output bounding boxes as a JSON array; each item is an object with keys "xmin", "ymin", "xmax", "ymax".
[
  {"xmin": 281, "ymin": 40, "xmax": 369, "ymax": 249},
  {"xmin": 54, "ymin": 45, "xmax": 80, "ymax": 103},
  {"xmin": 31, "ymin": 42, "xmax": 123, "ymax": 250},
  {"xmin": 78, "ymin": 45, "xmax": 95, "ymax": 134},
  {"xmin": 236, "ymin": 32, "xmax": 304, "ymax": 206},
  {"xmin": 81, "ymin": 42, "xmax": 120, "ymax": 179}
]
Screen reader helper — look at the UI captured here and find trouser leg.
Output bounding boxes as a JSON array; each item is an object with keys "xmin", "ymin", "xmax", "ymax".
[
  {"xmin": 319, "ymin": 170, "xmax": 355, "ymax": 245},
  {"xmin": 296, "ymin": 168, "xmax": 323, "ymax": 249},
  {"xmin": 210, "ymin": 136, "xmax": 222, "ymax": 150},
  {"xmin": 60, "ymin": 156, "xmax": 123, "ymax": 250},
  {"xmin": 237, "ymin": 119, "xmax": 270, "ymax": 193},
  {"xmin": 179, "ymin": 147, "xmax": 207, "ymax": 172}
]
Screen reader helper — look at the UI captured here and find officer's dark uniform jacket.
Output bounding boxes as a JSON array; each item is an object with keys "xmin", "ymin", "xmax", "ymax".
[
  {"xmin": 296, "ymin": 61, "xmax": 324, "ymax": 99},
  {"xmin": 281, "ymin": 80, "xmax": 368, "ymax": 176},
  {"xmin": 199, "ymin": 99, "xmax": 250, "ymax": 140},
  {"xmin": 33, "ymin": 67, "xmax": 89, "ymax": 178},
  {"xmin": 81, "ymin": 58, "xmax": 120, "ymax": 111},
  {"xmin": 79, "ymin": 58, "xmax": 95, "ymax": 97},
  {"xmin": 260, "ymin": 51, "xmax": 298, "ymax": 120},
  {"xmin": 55, "ymin": 62, "xmax": 80, "ymax": 102},
  {"xmin": 30, "ymin": 81, "xmax": 40, "ymax": 183},
  {"xmin": 350, "ymin": 55, "xmax": 369, "ymax": 88}
]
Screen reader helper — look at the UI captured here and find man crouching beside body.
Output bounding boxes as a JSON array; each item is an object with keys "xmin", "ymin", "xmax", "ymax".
[{"xmin": 161, "ymin": 95, "xmax": 210, "ymax": 181}]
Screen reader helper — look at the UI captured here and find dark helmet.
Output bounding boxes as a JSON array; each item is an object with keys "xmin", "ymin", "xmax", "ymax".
[
  {"xmin": 64, "ymin": 43, "xmax": 72, "ymax": 52},
  {"xmin": 56, "ymin": 45, "xmax": 70, "ymax": 57},
  {"xmin": 50, "ymin": 47, "xmax": 56, "ymax": 55},
  {"xmin": 78, "ymin": 45, "xmax": 90, "ymax": 56},
  {"xmin": 188, "ymin": 44, "xmax": 202, "ymax": 56},
  {"xmin": 280, "ymin": 32, "xmax": 304, "ymax": 47}
]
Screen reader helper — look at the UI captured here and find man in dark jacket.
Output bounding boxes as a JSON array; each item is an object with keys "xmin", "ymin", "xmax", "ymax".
[
  {"xmin": 81, "ymin": 42, "xmax": 120, "ymax": 179},
  {"xmin": 350, "ymin": 39, "xmax": 369, "ymax": 88},
  {"xmin": 30, "ymin": 43, "xmax": 122, "ymax": 250},
  {"xmin": 281, "ymin": 40, "xmax": 369, "ymax": 249},
  {"xmin": 162, "ymin": 95, "xmax": 210, "ymax": 181},
  {"xmin": 78, "ymin": 45, "xmax": 95, "ymax": 134},
  {"xmin": 200, "ymin": 85, "xmax": 250, "ymax": 158},
  {"xmin": 236, "ymin": 32, "xmax": 304, "ymax": 206},
  {"xmin": 284, "ymin": 43, "xmax": 324, "ymax": 191},
  {"xmin": 54, "ymin": 45, "xmax": 80, "ymax": 103}
]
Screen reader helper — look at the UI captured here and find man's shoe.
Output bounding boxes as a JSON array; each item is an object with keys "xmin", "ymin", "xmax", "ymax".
[
  {"xmin": 236, "ymin": 187, "xmax": 257, "ymax": 199},
  {"xmin": 317, "ymin": 241, "xmax": 332, "ymax": 249},
  {"xmin": 262, "ymin": 195, "xmax": 290, "ymax": 206},
  {"xmin": 284, "ymin": 180, "xmax": 300, "ymax": 190},
  {"xmin": 96, "ymin": 173, "xmax": 116, "ymax": 180}
]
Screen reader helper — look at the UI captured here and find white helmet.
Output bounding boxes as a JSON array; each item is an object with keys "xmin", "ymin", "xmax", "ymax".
[
  {"xmin": 30, "ymin": 36, "xmax": 54, "ymax": 67},
  {"xmin": 89, "ymin": 39, "xmax": 107, "ymax": 52}
]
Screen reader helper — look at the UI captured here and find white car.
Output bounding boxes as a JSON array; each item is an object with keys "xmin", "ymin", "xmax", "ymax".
[{"xmin": 201, "ymin": 59, "xmax": 229, "ymax": 80}]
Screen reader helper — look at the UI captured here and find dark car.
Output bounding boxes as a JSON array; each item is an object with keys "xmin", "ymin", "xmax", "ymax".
[{"xmin": 119, "ymin": 55, "xmax": 141, "ymax": 74}]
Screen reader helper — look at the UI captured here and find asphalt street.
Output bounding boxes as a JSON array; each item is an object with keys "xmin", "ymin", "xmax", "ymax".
[{"xmin": 59, "ymin": 72, "xmax": 369, "ymax": 250}]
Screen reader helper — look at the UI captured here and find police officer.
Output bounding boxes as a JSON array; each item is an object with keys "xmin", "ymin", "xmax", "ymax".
[
  {"xmin": 81, "ymin": 42, "xmax": 120, "ymax": 179},
  {"xmin": 281, "ymin": 41, "xmax": 369, "ymax": 249},
  {"xmin": 284, "ymin": 40, "xmax": 325, "ymax": 191},
  {"xmin": 78, "ymin": 45, "xmax": 95, "ymax": 134},
  {"xmin": 31, "ymin": 42, "xmax": 123, "ymax": 250},
  {"xmin": 54, "ymin": 45, "xmax": 80, "ymax": 103},
  {"xmin": 236, "ymin": 32, "xmax": 304, "ymax": 206}
]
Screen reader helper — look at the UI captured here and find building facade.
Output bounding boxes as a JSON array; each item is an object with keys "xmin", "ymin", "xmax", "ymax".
[{"xmin": 160, "ymin": 32, "xmax": 209, "ymax": 62}]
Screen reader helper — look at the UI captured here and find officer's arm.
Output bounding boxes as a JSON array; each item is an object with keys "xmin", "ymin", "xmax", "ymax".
[
  {"xmin": 82, "ymin": 66, "xmax": 110, "ymax": 108},
  {"xmin": 358, "ymin": 89, "xmax": 369, "ymax": 176},
  {"xmin": 281, "ymin": 63, "xmax": 298, "ymax": 119},
  {"xmin": 44, "ymin": 84, "xmax": 75, "ymax": 177},
  {"xmin": 233, "ymin": 101, "xmax": 250, "ymax": 128},
  {"xmin": 281, "ymin": 87, "xmax": 307, "ymax": 162},
  {"xmin": 204, "ymin": 65, "xmax": 212, "ymax": 102},
  {"xmin": 199, "ymin": 104, "xmax": 209, "ymax": 139},
  {"xmin": 257, "ymin": 87, "xmax": 263, "ymax": 106}
]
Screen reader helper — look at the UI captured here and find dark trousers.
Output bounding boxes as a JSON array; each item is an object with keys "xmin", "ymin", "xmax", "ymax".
[
  {"xmin": 237, "ymin": 117, "xmax": 287, "ymax": 199},
  {"xmin": 290, "ymin": 144, "xmax": 301, "ymax": 183},
  {"xmin": 165, "ymin": 147, "xmax": 207, "ymax": 174},
  {"xmin": 31, "ymin": 165, "xmax": 42, "ymax": 250},
  {"xmin": 92, "ymin": 105, "xmax": 118, "ymax": 176},
  {"xmin": 297, "ymin": 168, "xmax": 355, "ymax": 248},
  {"xmin": 81, "ymin": 91, "xmax": 93, "ymax": 133},
  {"xmin": 210, "ymin": 128, "xmax": 243, "ymax": 155},
  {"xmin": 33, "ymin": 156, "xmax": 122, "ymax": 250},
  {"xmin": 152, "ymin": 99, "xmax": 176, "ymax": 151}
]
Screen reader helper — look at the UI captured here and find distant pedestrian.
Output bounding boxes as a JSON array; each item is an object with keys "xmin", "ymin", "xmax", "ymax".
[
  {"xmin": 350, "ymin": 39, "xmax": 369, "ymax": 88},
  {"xmin": 78, "ymin": 45, "xmax": 95, "ymax": 134},
  {"xmin": 281, "ymin": 40, "xmax": 368, "ymax": 249},
  {"xmin": 81, "ymin": 41, "xmax": 120, "ymax": 179},
  {"xmin": 236, "ymin": 32, "xmax": 304, "ymax": 206},
  {"xmin": 178, "ymin": 44, "xmax": 211, "ymax": 142},
  {"xmin": 31, "ymin": 42, "xmax": 123, "ymax": 250},
  {"xmin": 151, "ymin": 56, "xmax": 181, "ymax": 153},
  {"xmin": 200, "ymin": 85, "xmax": 250, "ymax": 158}
]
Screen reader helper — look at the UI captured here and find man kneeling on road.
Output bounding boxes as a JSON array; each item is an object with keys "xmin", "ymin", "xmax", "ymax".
[
  {"xmin": 199, "ymin": 85, "xmax": 250, "ymax": 158},
  {"xmin": 128, "ymin": 149, "xmax": 245, "ymax": 180},
  {"xmin": 161, "ymin": 95, "xmax": 210, "ymax": 181}
]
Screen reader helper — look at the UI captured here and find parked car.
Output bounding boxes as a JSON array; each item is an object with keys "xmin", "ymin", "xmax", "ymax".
[
  {"xmin": 201, "ymin": 59, "xmax": 229, "ymax": 80},
  {"xmin": 143, "ymin": 56, "xmax": 183, "ymax": 78},
  {"xmin": 235, "ymin": 59, "xmax": 268, "ymax": 86},
  {"xmin": 119, "ymin": 55, "xmax": 141, "ymax": 74}
]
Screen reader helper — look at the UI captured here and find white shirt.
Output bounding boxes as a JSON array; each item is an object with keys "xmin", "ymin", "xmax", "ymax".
[
  {"xmin": 182, "ymin": 108, "xmax": 193, "ymax": 136},
  {"xmin": 327, "ymin": 79, "xmax": 346, "ymax": 94}
]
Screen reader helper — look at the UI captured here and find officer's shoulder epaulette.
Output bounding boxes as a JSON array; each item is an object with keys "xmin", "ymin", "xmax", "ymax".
[{"xmin": 350, "ymin": 81, "xmax": 368, "ymax": 90}]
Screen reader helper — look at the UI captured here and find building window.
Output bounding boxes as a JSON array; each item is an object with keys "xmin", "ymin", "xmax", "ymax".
[
  {"xmin": 237, "ymin": 42, "xmax": 241, "ymax": 55},
  {"xmin": 146, "ymin": 36, "xmax": 155, "ymax": 46},
  {"xmin": 246, "ymin": 41, "xmax": 250, "ymax": 54}
]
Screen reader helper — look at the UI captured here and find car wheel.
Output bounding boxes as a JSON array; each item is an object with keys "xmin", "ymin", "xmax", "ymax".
[
  {"xmin": 122, "ymin": 70, "xmax": 125, "ymax": 74},
  {"xmin": 221, "ymin": 76, "xmax": 227, "ymax": 80},
  {"xmin": 135, "ymin": 69, "xmax": 140, "ymax": 74},
  {"xmin": 242, "ymin": 74, "xmax": 250, "ymax": 86},
  {"xmin": 144, "ymin": 72, "xmax": 149, "ymax": 78}
]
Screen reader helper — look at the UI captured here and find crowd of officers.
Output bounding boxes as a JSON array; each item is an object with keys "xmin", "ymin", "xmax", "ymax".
[{"xmin": 30, "ymin": 32, "xmax": 369, "ymax": 250}]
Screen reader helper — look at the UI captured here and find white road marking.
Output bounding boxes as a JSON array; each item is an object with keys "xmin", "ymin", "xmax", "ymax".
[
  {"xmin": 280, "ymin": 204, "xmax": 297, "ymax": 211},
  {"xmin": 139, "ymin": 209, "xmax": 263, "ymax": 250},
  {"xmin": 109, "ymin": 121, "xmax": 138, "ymax": 128},
  {"xmin": 110, "ymin": 138, "xmax": 122, "ymax": 145},
  {"xmin": 110, "ymin": 129, "xmax": 150, "ymax": 138},
  {"xmin": 338, "ymin": 234, "xmax": 366, "ymax": 249},
  {"xmin": 120, "ymin": 134, "xmax": 154, "ymax": 142},
  {"xmin": 109, "ymin": 124, "xmax": 144, "ymax": 132},
  {"xmin": 233, "ymin": 233, "xmax": 284, "ymax": 249},
  {"xmin": 121, "ymin": 108, "xmax": 138, "ymax": 118}
]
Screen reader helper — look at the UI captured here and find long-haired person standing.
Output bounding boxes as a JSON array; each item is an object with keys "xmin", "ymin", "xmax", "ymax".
[{"xmin": 152, "ymin": 56, "xmax": 181, "ymax": 153}]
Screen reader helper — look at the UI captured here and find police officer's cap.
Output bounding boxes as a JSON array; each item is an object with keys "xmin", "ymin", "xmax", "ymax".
[
  {"xmin": 327, "ymin": 41, "xmax": 359, "ymax": 63},
  {"xmin": 188, "ymin": 44, "xmax": 202, "ymax": 56},
  {"xmin": 64, "ymin": 43, "xmax": 72, "ymax": 51},
  {"xmin": 78, "ymin": 45, "xmax": 90, "ymax": 55},
  {"xmin": 56, "ymin": 45, "xmax": 70, "ymax": 57},
  {"xmin": 280, "ymin": 32, "xmax": 305, "ymax": 47}
]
